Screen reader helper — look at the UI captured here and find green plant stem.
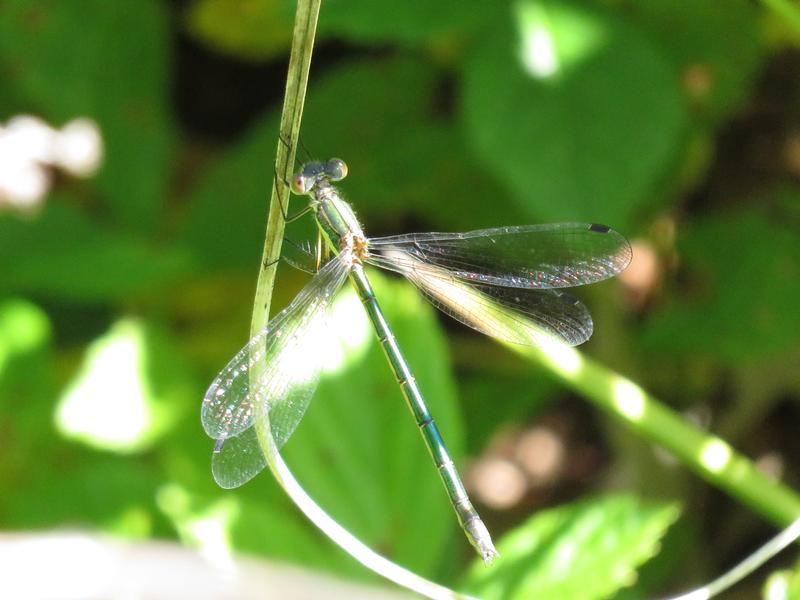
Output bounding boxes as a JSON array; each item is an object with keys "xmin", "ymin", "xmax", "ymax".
[
  {"xmin": 250, "ymin": 0, "xmax": 319, "ymax": 335},
  {"xmin": 511, "ymin": 341, "xmax": 800, "ymax": 526},
  {"xmin": 668, "ymin": 518, "xmax": 800, "ymax": 600}
]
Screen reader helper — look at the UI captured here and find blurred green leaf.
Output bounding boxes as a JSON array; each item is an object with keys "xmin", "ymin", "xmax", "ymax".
[
  {"xmin": 284, "ymin": 272, "xmax": 464, "ymax": 575},
  {"xmin": 765, "ymin": 559, "xmax": 800, "ymax": 600},
  {"xmin": 179, "ymin": 117, "xmax": 278, "ymax": 271},
  {"xmin": 296, "ymin": 58, "xmax": 518, "ymax": 230},
  {"xmin": 0, "ymin": 300, "xmax": 56, "ymax": 508},
  {"xmin": 157, "ymin": 482, "xmax": 357, "ymax": 575},
  {"xmin": 0, "ymin": 0, "xmax": 173, "ymax": 232},
  {"xmin": 319, "ymin": 0, "xmax": 493, "ymax": 44},
  {"xmin": 5, "ymin": 453, "xmax": 163, "ymax": 537},
  {"xmin": 228, "ymin": 495, "xmax": 359, "ymax": 574},
  {"xmin": 462, "ymin": 0, "xmax": 686, "ymax": 227},
  {"xmin": 184, "ymin": 0, "xmax": 294, "ymax": 61},
  {"xmin": 629, "ymin": 0, "xmax": 763, "ymax": 126},
  {"xmin": 643, "ymin": 207, "xmax": 800, "ymax": 364},
  {"xmin": 186, "ymin": 0, "xmax": 494, "ymax": 56},
  {"xmin": 0, "ymin": 299, "xmax": 50, "ymax": 374},
  {"xmin": 0, "ymin": 200, "xmax": 188, "ymax": 301},
  {"xmin": 56, "ymin": 318, "xmax": 193, "ymax": 453},
  {"xmin": 465, "ymin": 494, "xmax": 681, "ymax": 599}
]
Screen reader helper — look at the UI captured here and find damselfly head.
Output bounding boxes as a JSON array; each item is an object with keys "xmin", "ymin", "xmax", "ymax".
[{"xmin": 290, "ymin": 158, "xmax": 349, "ymax": 195}]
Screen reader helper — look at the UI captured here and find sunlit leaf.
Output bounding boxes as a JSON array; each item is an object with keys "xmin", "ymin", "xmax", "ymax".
[
  {"xmin": 56, "ymin": 318, "xmax": 190, "ymax": 453},
  {"xmin": 765, "ymin": 559, "xmax": 800, "ymax": 600},
  {"xmin": 464, "ymin": 494, "xmax": 681, "ymax": 599},
  {"xmin": 463, "ymin": 0, "xmax": 685, "ymax": 227},
  {"xmin": 0, "ymin": 299, "xmax": 50, "ymax": 376}
]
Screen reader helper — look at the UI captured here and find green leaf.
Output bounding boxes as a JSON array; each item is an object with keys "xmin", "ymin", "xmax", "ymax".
[
  {"xmin": 283, "ymin": 271, "xmax": 464, "ymax": 574},
  {"xmin": 180, "ymin": 57, "xmax": 523, "ymax": 271},
  {"xmin": 5, "ymin": 453, "xmax": 161, "ymax": 537},
  {"xmin": 157, "ymin": 482, "xmax": 358, "ymax": 575},
  {"xmin": 56, "ymin": 318, "xmax": 193, "ymax": 453},
  {"xmin": 0, "ymin": 200, "xmax": 188, "ymax": 302},
  {"xmin": 765, "ymin": 559, "xmax": 800, "ymax": 600},
  {"xmin": 184, "ymin": 0, "xmax": 294, "ymax": 61},
  {"xmin": 0, "ymin": 0, "xmax": 173, "ymax": 233},
  {"xmin": 0, "ymin": 300, "xmax": 56, "ymax": 503},
  {"xmin": 179, "ymin": 115, "xmax": 279, "ymax": 271},
  {"xmin": 643, "ymin": 207, "xmax": 800, "ymax": 364},
  {"xmin": 629, "ymin": 0, "xmax": 763, "ymax": 126},
  {"xmin": 462, "ymin": 0, "xmax": 686, "ymax": 227},
  {"xmin": 318, "ymin": 0, "xmax": 493, "ymax": 44},
  {"xmin": 0, "ymin": 299, "xmax": 50, "ymax": 376},
  {"xmin": 464, "ymin": 494, "xmax": 681, "ymax": 599},
  {"xmin": 185, "ymin": 0, "xmax": 493, "ymax": 56},
  {"xmin": 295, "ymin": 57, "xmax": 516, "ymax": 229}
]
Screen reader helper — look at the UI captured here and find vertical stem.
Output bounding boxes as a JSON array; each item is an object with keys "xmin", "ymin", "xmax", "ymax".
[{"xmin": 251, "ymin": 0, "xmax": 321, "ymax": 337}]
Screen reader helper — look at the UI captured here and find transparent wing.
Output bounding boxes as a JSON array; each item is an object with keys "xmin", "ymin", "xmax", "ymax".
[
  {"xmin": 368, "ymin": 223, "xmax": 631, "ymax": 289},
  {"xmin": 211, "ymin": 427, "xmax": 266, "ymax": 489},
  {"xmin": 201, "ymin": 257, "xmax": 349, "ymax": 488},
  {"xmin": 369, "ymin": 249, "xmax": 593, "ymax": 346}
]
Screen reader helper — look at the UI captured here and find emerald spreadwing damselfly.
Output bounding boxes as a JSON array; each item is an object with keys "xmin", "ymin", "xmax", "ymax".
[{"xmin": 201, "ymin": 158, "xmax": 632, "ymax": 562}]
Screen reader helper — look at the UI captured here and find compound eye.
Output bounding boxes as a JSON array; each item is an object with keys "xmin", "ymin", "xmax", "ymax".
[
  {"xmin": 326, "ymin": 158, "xmax": 348, "ymax": 181},
  {"xmin": 290, "ymin": 173, "xmax": 308, "ymax": 194}
]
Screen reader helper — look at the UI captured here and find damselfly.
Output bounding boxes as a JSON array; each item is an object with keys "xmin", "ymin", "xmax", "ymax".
[{"xmin": 202, "ymin": 158, "xmax": 632, "ymax": 562}]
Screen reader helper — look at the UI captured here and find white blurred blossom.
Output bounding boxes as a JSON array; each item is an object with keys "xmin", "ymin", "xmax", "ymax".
[{"xmin": 0, "ymin": 115, "xmax": 103, "ymax": 212}]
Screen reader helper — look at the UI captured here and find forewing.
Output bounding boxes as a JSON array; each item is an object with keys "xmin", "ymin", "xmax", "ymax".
[
  {"xmin": 371, "ymin": 249, "xmax": 593, "ymax": 346},
  {"xmin": 369, "ymin": 223, "xmax": 631, "ymax": 289},
  {"xmin": 201, "ymin": 257, "xmax": 349, "ymax": 488}
]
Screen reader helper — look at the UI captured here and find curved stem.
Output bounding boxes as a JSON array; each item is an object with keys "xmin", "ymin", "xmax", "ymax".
[
  {"xmin": 665, "ymin": 517, "xmax": 800, "ymax": 600},
  {"xmin": 511, "ymin": 339, "xmax": 800, "ymax": 526}
]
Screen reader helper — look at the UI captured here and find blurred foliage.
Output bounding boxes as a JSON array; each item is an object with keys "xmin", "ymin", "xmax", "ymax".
[
  {"xmin": 765, "ymin": 557, "xmax": 800, "ymax": 599},
  {"xmin": 464, "ymin": 495, "xmax": 680, "ymax": 599},
  {"xmin": 1, "ymin": 0, "xmax": 799, "ymax": 598}
]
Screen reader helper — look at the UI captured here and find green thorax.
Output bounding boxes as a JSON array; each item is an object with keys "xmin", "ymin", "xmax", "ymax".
[{"xmin": 311, "ymin": 179, "xmax": 366, "ymax": 256}]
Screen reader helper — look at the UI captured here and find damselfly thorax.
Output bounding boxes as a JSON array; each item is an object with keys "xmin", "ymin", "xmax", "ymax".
[{"xmin": 292, "ymin": 158, "xmax": 371, "ymax": 265}]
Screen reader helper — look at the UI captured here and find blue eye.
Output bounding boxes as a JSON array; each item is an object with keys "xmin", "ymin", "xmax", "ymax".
[{"xmin": 325, "ymin": 158, "xmax": 348, "ymax": 181}]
